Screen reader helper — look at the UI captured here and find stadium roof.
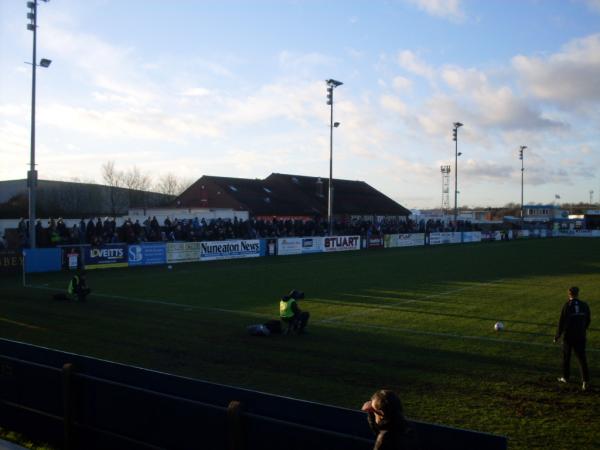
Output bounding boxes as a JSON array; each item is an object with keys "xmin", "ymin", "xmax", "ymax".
[{"xmin": 175, "ymin": 173, "xmax": 410, "ymax": 217}]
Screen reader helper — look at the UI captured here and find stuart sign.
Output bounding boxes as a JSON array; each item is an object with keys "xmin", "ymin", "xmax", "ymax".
[{"xmin": 322, "ymin": 236, "xmax": 361, "ymax": 252}]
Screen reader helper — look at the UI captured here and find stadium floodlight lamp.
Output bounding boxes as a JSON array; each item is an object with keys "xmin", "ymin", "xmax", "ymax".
[
  {"xmin": 520, "ymin": 145, "xmax": 527, "ymax": 221},
  {"xmin": 326, "ymin": 79, "xmax": 343, "ymax": 236},
  {"xmin": 26, "ymin": 0, "xmax": 51, "ymax": 249},
  {"xmin": 452, "ymin": 121, "xmax": 464, "ymax": 224}
]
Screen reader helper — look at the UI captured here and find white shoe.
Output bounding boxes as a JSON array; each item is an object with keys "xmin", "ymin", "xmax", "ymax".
[
  {"xmin": 582, "ymin": 382, "xmax": 589, "ymax": 391},
  {"xmin": 557, "ymin": 377, "xmax": 568, "ymax": 384}
]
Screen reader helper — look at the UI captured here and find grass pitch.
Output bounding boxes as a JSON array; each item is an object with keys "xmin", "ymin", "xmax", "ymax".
[{"xmin": 1, "ymin": 238, "xmax": 599, "ymax": 449}]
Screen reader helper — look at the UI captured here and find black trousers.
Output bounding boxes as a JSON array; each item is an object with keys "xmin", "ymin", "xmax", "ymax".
[
  {"xmin": 283, "ymin": 312, "xmax": 310, "ymax": 333},
  {"xmin": 562, "ymin": 339, "xmax": 589, "ymax": 383}
]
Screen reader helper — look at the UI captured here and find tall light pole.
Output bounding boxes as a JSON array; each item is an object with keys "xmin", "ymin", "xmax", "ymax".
[
  {"xmin": 326, "ymin": 79, "xmax": 343, "ymax": 235},
  {"xmin": 26, "ymin": 0, "xmax": 51, "ymax": 248},
  {"xmin": 452, "ymin": 122, "xmax": 463, "ymax": 224},
  {"xmin": 519, "ymin": 145, "xmax": 527, "ymax": 222}
]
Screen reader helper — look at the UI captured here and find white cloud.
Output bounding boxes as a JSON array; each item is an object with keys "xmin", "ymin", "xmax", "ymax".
[
  {"xmin": 513, "ymin": 34, "xmax": 600, "ymax": 106},
  {"xmin": 397, "ymin": 50, "xmax": 435, "ymax": 81},
  {"xmin": 180, "ymin": 87, "xmax": 212, "ymax": 97},
  {"xmin": 392, "ymin": 76, "xmax": 413, "ymax": 92},
  {"xmin": 405, "ymin": 0, "xmax": 466, "ymax": 22},
  {"xmin": 582, "ymin": 0, "xmax": 600, "ymax": 13},
  {"xmin": 380, "ymin": 95, "xmax": 408, "ymax": 115}
]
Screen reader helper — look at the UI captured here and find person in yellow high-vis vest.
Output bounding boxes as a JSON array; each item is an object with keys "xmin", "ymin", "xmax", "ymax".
[
  {"xmin": 279, "ymin": 289, "xmax": 309, "ymax": 334},
  {"xmin": 68, "ymin": 271, "xmax": 91, "ymax": 302}
]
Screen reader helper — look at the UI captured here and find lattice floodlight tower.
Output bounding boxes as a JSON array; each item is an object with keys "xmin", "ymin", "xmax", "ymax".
[{"xmin": 440, "ymin": 165, "xmax": 451, "ymax": 215}]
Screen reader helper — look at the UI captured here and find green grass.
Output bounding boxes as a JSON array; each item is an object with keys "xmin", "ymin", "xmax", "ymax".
[{"xmin": 1, "ymin": 238, "xmax": 600, "ymax": 449}]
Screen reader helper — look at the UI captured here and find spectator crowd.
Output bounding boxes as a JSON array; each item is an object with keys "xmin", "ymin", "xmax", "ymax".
[{"xmin": 9, "ymin": 215, "xmax": 515, "ymax": 249}]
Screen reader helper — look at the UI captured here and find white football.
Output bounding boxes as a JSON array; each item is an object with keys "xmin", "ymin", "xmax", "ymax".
[
  {"xmin": 167, "ymin": 265, "xmax": 173, "ymax": 269},
  {"xmin": 494, "ymin": 321, "xmax": 504, "ymax": 331}
]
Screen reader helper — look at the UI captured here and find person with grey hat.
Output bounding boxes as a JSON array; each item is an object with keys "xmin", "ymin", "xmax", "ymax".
[{"xmin": 279, "ymin": 289, "xmax": 310, "ymax": 334}]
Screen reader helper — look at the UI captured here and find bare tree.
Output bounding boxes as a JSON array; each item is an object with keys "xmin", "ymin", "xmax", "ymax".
[
  {"xmin": 102, "ymin": 161, "xmax": 126, "ymax": 215},
  {"xmin": 155, "ymin": 173, "xmax": 194, "ymax": 196},
  {"xmin": 123, "ymin": 166, "xmax": 152, "ymax": 208}
]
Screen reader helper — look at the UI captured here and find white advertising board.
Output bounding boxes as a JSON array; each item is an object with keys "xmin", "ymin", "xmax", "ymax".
[
  {"xmin": 384, "ymin": 234, "xmax": 425, "ymax": 248},
  {"xmin": 429, "ymin": 232, "xmax": 462, "ymax": 245},
  {"xmin": 166, "ymin": 242, "xmax": 202, "ymax": 263},
  {"xmin": 555, "ymin": 230, "xmax": 600, "ymax": 238},
  {"xmin": 277, "ymin": 237, "xmax": 323, "ymax": 256},
  {"xmin": 200, "ymin": 239, "xmax": 261, "ymax": 261},
  {"xmin": 322, "ymin": 236, "xmax": 361, "ymax": 252}
]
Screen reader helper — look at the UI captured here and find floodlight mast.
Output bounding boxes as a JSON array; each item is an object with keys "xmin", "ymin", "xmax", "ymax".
[
  {"xmin": 452, "ymin": 122, "xmax": 463, "ymax": 225},
  {"xmin": 326, "ymin": 79, "xmax": 343, "ymax": 235},
  {"xmin": 519, "ymin": 145, "xmax": 527, "ymax": 222},
  {"xmin": 26, "ymin": 0, "xmax": 50, "ymax": 249}
]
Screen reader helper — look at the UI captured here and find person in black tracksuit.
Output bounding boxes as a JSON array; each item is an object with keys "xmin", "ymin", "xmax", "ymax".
[{"xmin": 554, "ymin": 286, "xmax": 591, "ymax": 391}]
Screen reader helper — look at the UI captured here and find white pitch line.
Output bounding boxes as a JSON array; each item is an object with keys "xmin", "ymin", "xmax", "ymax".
[
  {"xmin": 24, "ymin": 283, "xmax": 598, "ymax": 352},
  {"xmin": 326, "ymin": 320, "xmax": 600, "ymax": 353},
  {"xmin": 320, "ymin": 278, "xmax": 507, "ymax": 324},
  {"xmin": 25, "ymin": 284, "xmax": 269, "ymax": 319}
]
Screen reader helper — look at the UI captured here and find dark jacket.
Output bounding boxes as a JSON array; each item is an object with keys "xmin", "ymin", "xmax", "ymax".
[
  {"xmin": 367, "ymin": 412, "xmax": 418, "ymax": 450},
  {"xmin": 555, "ymin": 298, "xmax": 591, "ymax": 342}
]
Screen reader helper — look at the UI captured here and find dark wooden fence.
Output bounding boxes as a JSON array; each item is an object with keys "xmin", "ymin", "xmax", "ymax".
[{"xmin": 0, "ymin": 339, "xmax": 507, "ymax": 450}]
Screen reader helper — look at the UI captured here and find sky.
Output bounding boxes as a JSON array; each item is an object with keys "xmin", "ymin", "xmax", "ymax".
[{"xmin": 1, "ymin": 0, "xmax": 600, "ymax": 209}]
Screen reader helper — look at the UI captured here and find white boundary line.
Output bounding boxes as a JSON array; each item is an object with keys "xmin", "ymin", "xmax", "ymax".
[
  {"xmin": 329, "ymin": 320, "xmax": 600, "ymax": 353},
  {"xmin": 25, "ymin": 284, "xmax": 269, "ymax": 319},
  {"xmin": 319, "ymin": 278, "xmax": 507, "ymax": 323},
  {"xmin": 25, "ymin": 282, "xmax": 599, "ymax": 353}
]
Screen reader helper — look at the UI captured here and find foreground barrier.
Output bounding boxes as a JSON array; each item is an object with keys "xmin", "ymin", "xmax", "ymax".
[{"xmin": 0, "ymin": 339, "xmax": 507, "ymax": 450}]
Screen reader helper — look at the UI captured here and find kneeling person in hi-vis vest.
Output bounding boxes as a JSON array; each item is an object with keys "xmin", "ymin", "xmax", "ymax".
[
  {"xmin": 279, "ymin": 290, "xmax": 310, "ymax": 334},
  {"xmin": 68, "ymin": 271, "xmax": 91, "ymax": 302}
]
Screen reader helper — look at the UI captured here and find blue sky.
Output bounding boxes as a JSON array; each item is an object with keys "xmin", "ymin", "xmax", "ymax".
[{"xmin": 1, "ymin": 0, "xmax": 599, "ymax": 209}]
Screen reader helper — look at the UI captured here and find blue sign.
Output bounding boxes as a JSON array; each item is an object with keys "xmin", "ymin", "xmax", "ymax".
[
  {"xmin": 128, "ymin": 243, "xmax": 167, "ymax": 266},
  {"xmin": 84, "ymin": 245, "xmax": 128, "ymax": 269}
]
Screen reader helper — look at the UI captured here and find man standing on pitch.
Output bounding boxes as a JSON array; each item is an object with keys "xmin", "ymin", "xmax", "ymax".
[{"xmin": 554, "ymin": 286, "xmax": 591, "ymax": 391}]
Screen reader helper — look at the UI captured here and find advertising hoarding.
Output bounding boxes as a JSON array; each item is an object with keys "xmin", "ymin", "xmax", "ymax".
[
  {"xmin": 200, "ymin": 239, "xmax": 261, "ymax": 261},
  {"xmin": 366, "ymin": 237, "xmax": 384, "ymax": 248},
  {"xmin": 277, "ymin": 237, "xmax": 323, "ymax": 256},
  {"xmin": 429, "ymin": 232, "xmax": 462, "ymax": 245},
  {"xmin": 461, "ymin": 232, "xmax": 482, "ymax": 243},
  {"xmin": 166, "ymin": 242, "xmax": 202, "ymax": 263},
  {"xmin": 322, "ymin": 236, "xmax": 361, "ymax": 252},
  {"xmin": 384, "ymin": 234, "xmax": 425, "ymax": 248},
  {"xmin": 84, "ymin": 245, "xmax": 128, "ymax": 269},
  {"xmin": 128, "ymin": 243, "xmax": 167, "ymax": 266}
]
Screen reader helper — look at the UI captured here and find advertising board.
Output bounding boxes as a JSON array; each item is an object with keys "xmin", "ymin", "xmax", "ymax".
[
  {"xmin": 128, "ymin": 243, "xmax": 167, "ymax": 266},
  {"xmin": 429, "ymin": 232, "xmax": 462, "ymax": 245},
  {"xmin": 555, "ymin": 230, "xmax": 600, "ymax": 238},
  {"xmin": 166, "ymin": 242, "xmax": 202, "ymax": 263},
  {"xmin": 461, "ymin": 232, "xmax": 482, "ymax": 243},
  {"xmin": 322, "ymin": 236, "xmax": 361, "ymax": 252},
  {"xmin": 200, "ymin": 239, "xmax": 261, "ymax": 261},
  {"xmin": 84, "ymin": 245, "xmax": 128, "ymax": 269},
  {"xmin": 384, "ymin": 234, "xmax": 425, "ymax": 248},
  {"xmin": 0, "ymin": 250, "xmax": 23, "ymax": 274},
  {"xmin": 367, "ymin": 237, "xmax": 384, "ymax": 248},
  {"xmin": 277, "ymin": 237, "xmax": 323, "ymax": 256}
]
